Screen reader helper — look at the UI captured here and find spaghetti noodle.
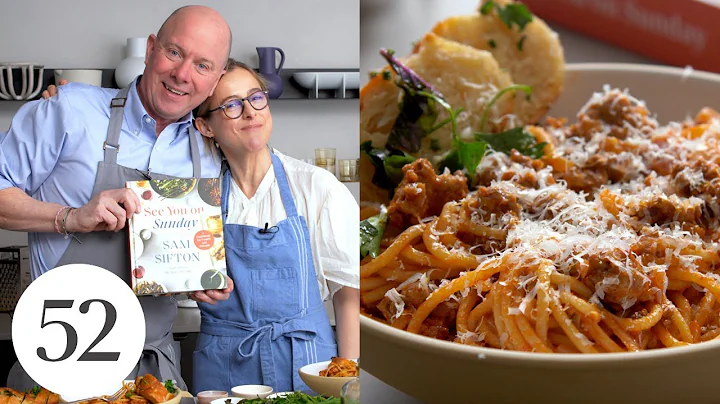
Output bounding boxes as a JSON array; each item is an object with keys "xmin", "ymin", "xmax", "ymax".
[
  {"xmin": 319, "ymin": 357, "xmax": 359, "ymax": 377},
  {"xmin": 361, "ymin": 87, "xmax": 720, "ymax": 353}
]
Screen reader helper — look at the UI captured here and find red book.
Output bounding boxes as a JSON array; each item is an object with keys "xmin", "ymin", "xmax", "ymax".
[{"xmin": 521, "ymin": 0, "xmax": 720, "ymax": 73}]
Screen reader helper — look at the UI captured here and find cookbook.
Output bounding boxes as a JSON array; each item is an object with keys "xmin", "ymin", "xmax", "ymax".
[
  {"xmin": 521, "ymin": 0, "xmax": 720, "ymax": 74},
  {"xmin": 126, "ymin": 178, "xmax": 227, "ymax": 296}
]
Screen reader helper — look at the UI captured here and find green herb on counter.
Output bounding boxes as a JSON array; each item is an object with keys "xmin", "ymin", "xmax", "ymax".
[
  {"xmin": 360, "ymin": 208, "xmax": 388, "ymax": 260},
  {"xmin": 237, "ymin": 391, "xmax": 342, "ymax": 403}
]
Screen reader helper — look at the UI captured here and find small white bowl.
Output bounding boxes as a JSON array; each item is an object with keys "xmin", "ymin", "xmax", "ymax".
[{"xmin": 230, "ymin": 385, "xmax": 273, "ymax": 399}]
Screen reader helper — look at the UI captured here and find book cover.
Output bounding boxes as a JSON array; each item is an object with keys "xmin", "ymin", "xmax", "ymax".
[
  {"xmin": 521, "ymin": 0, "xmax": 720, "ymax": 73},
  {"xmin": 126, "ymin": 178, "xmax": 228, "ymax": 296}
]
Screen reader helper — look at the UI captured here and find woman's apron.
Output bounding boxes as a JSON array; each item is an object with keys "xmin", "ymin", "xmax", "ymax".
[
  {"xmin": 192, "ymin": 152, "xmax": 337, "ymax": 394},
  {"xmin": 7, "ymin": 87, "xmax": 199, "ymax": 391}
]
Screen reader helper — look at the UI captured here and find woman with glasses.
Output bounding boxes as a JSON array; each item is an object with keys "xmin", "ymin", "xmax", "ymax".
[{"xmin": 190, "ymin": 59, "xmax": 359, "ymax": 394}]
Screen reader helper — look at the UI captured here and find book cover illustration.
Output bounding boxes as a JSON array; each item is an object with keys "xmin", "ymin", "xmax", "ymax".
[{"xmin": 127, "ymin": 178, "xmax": 227, "ymax": 296}]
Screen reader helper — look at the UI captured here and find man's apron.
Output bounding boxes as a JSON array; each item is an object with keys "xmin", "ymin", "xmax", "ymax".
[
  {"xmin": 192, "ymin": 152, "xmax": 337, "ymax": 394},
  {"xmin": 7, "ymin": 87, "xmax": 200, "ymax": 391}
]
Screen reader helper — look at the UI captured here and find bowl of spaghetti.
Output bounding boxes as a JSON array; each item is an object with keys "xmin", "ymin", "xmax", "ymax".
[
  {"xmin": 360, "ymin": 1, "xmax": 720, "ymax": 403},
  {"xmin": 298, "ymin": 358, "xmax": 358, "ymax": 398}
]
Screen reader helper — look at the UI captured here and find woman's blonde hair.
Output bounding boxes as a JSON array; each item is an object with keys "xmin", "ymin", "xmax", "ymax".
[{"xmin": 194, "ymin": 58, "xmax": 271, "ymax": 158}]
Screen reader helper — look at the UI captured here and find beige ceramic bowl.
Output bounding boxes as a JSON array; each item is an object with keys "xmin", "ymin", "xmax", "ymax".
[
  {"xmin": 298, "ymin": 360, "xmax": 357, "ymax": 398},
  {"xmin": 361, "ymin": 63, "xmax": 720, "ymax": 404}
]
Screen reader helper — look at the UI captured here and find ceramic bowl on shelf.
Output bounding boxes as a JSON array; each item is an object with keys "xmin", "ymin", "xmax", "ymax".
[
  {"xmin": 293, "ymin": 71, "xmax": 360, "ymax": 93},
  {"xmin": 0, "ymin": 62, "xmax": 45, "ymax": 100},
  {"xmin": 361, "ymin": 63, "xmax": 720, "ymax": 404}
]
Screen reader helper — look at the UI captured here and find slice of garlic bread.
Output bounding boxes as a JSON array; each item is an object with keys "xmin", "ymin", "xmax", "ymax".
[
  {"xmin": 360, "ymin": 32, "xmax": 514, "ymax": 204},
  {"xmin": 430, "ymin": 0, "xmax": 565, "ymax": 124}
]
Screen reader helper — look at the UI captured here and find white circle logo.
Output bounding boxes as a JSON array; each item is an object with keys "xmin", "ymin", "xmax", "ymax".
[{"xmin": 12, "ymin": 264, "xmax": 145, "ymax": 401}]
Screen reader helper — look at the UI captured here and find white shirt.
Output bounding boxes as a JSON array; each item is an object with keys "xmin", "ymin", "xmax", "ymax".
[{"xmin": 226, "ymin": 150, "xmax": 359, "ymax": 301}]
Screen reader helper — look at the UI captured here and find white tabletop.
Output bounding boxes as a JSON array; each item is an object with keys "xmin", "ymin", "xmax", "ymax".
[{"xmin": 360, "ymin": 0, "xmax": 660, "ymax": 402}]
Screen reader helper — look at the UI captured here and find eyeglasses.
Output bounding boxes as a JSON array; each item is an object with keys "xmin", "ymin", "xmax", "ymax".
[{"xmin": 208, "ymin": 90, "xmax": 269, "ymax": 119}]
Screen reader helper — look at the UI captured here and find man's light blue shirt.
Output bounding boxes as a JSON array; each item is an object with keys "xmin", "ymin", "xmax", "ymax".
[{"xmin": 0, "ymin": 77, "xmax": 221, "ymax": 280}]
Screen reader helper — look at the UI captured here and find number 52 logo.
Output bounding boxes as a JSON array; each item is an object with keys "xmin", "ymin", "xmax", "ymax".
[
  {"xmin": 12, "ymin": 264, "xmax": 145, "ymax": 401},
  {"xmin": 37, "ymin": 299, "xmax": 119, "ymax": 362}
]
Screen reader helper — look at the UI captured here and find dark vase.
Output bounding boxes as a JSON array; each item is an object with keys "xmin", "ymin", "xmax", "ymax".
[{"xmin": 256, "ymin": 47, "xmax": 285, "ymax": 99}]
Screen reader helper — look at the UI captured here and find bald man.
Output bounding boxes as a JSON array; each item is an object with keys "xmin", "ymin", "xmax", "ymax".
[{"xmin": 1, "ymin": 5, "xmax": 233, "ymax": 390}]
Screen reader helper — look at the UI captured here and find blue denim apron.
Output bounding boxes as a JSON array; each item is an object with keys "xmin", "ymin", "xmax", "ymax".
[{"xmin": 192, "ymin": 152, "xmax": 337, "ymax": 394}]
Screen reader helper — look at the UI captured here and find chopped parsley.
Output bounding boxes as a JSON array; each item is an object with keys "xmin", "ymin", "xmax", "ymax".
[
  {"xmin": 480, "ymin": 1, "xmax": 534, "ymax": 50},
  {"xmin": 517, "ymin": 35, "xmax": 527, "ymax": 51}
]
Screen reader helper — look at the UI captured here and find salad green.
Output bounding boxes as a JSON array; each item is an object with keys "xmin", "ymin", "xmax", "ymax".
[{"xmin": 236, "ymin": 392, "xmax": 342, "ymax": 403}]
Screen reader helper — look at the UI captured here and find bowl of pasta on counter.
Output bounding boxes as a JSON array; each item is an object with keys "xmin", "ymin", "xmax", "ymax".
[
  {"xmin": 298, "ymin": 357, "xmax": 359, "ymax": 398},
  {"xmin": 359, "ymin": 1, "xmax": 720, "ymax": 403}
]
